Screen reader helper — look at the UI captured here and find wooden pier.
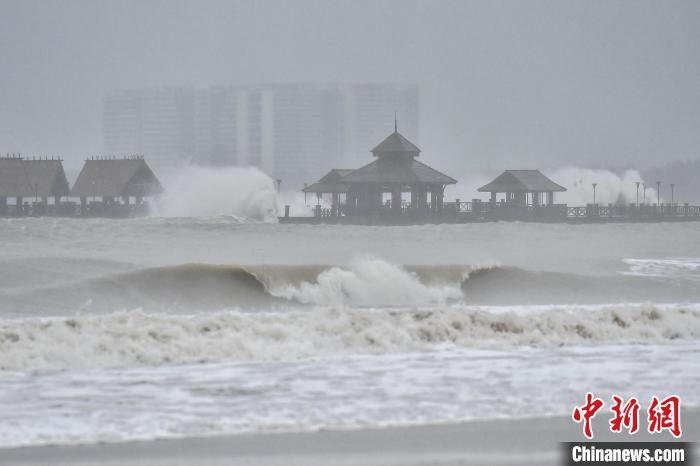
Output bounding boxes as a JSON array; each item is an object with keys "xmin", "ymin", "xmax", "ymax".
[
  {"xmin": 293, "ymin": 143, "xmax": 700, "ymax": 225},
  {"xmin": 280, "ymin": 201, "xmax": 700, "ymax": 224}
]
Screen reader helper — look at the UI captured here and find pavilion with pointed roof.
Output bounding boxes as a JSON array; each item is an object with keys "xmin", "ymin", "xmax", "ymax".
[{"xmin": 302, "ymin": 122, "xmax": 457, "ymax": 218}]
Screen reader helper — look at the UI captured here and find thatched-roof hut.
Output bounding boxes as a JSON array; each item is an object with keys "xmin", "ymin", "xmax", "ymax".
[
  {"xmin": 70, "ymin": 157, "xmax": 162, "ymax": 216},
  {"xmin": 71, "ymin": 157, "xmax": 162, "ymax": 200},
  {"xmin": 0, "ymin": 156, "xmax": 70, "ymax": 214}
]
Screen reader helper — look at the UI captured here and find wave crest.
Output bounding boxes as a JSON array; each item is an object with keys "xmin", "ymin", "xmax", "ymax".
[{"xmin": 261, "ymin": 257, "xmax": 469, "ymax": 307}]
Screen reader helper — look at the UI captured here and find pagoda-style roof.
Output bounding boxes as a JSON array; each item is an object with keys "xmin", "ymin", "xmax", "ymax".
[
  {"xmin": 340, "ymin": 158, "xmax": 456, "ymax": 185},
  {"xmin": 478, "ymin": 170, "xmax": 566, "ymax": 193},
  {"xmin": 302, "ymin": 129, "xmax": 456, "ymax": 192},
  {"xmin": 0, "ymin": 157, "xmax": 70, "ymax": 198},
  {"xmin": 371, "ymin": 131, "xmax": 420, "ymax": 157},
  {"xmin": 302, "ymin": 169, "xmax": 354, "ymax": 193},
  {"xmin": 71, "ymin": 157, "xmax": 163, "ymax": 198}
]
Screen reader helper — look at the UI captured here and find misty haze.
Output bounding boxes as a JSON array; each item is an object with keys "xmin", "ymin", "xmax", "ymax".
[{"xmin": 1, "ymin": 1, "xmax": 699, "ymax": 465}]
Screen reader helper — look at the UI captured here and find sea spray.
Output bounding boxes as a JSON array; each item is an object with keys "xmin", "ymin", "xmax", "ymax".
[
  {"xmin": 547, "ymin": 167, "xmax": 657, "ymax": 205},
  {"xmin": 276, "ymin": 191, "xmax": 317, "ymax": 217},
  {"xmin": 445, "ymin": 166, "xmax": 657, "ymax": 206},
  {"xmin": 152, "ymin": 165, "xmax": 278, "ymax": 221}
]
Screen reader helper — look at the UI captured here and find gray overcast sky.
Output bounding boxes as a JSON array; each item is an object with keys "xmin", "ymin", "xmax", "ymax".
[{"xmin": 1, "ymin": 0, "xmax": 699, "ymax": 171}]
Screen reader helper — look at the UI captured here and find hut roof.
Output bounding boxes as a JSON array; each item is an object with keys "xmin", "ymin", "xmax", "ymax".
[
  {"xmin": 371, "ymin": 131, "xmax": 420, "ymax": 156},
  {"xmin": 71, "ymin": 158, "xmax": 163, "ymax": 198},
  {"xmin": 0, "ymin": 157, "xmax": 70, "ymax": 198},
  {"xmin": 339, "ymin": 158, "xmax": 457, "ymax": 185},
  {"xmin": 477, "ymin": 170, "xmax": 567, "ymax": 193},
  {"xmin": 302, "ymin": 169, "xmax": 353, "ymax": 193}
]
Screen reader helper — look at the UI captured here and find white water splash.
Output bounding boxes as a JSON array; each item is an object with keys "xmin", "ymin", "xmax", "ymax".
[
  {"xmin": 152, "ymin": 165, "xmax": 278, "ymax": 221},
  {"xmin": 266, "ymin": 257, "xmax": 466, "ymax": 307},
  {"xmin": 547, "ymin": 167, "xmax": 658, "ymax": 205}
]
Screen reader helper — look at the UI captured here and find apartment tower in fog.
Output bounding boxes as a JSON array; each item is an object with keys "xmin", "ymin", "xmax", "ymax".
[{"xmin": 104, "ymin": 83, "xmax": 419, "ymax": 187}]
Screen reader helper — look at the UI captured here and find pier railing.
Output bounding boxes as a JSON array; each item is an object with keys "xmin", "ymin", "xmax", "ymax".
[
  {"xmin": 303, "ymin": 200, "xmax": 700, "ymax": 222},
  {"xmin": 0, "ymin": 200, "xmax": 150, "ymax": 218},
  {"xmin": 566, "ymin": 203, "xmax": 700, "ymax": 219},
  {"xmin": 445, "ymin": 200, "xmax": 700, "ymax": 220}
]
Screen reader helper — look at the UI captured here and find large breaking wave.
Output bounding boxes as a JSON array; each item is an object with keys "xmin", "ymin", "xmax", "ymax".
[
  {"xmin": 0, "ymin": 259, "xmax": 475, "ymax": 314},
  {"xmin": 1, "ymin": 304, "xmax": 699, "ymax": 371},
  {"xmin": 4, "ymin": 257, "xmax": 700, "ymax": 315},
  {"xmin": 3, "ymin": 257, "xmax": 700, "ymax": 371}
]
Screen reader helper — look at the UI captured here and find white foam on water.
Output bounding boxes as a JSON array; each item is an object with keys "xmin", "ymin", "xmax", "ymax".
[
  {"xmin": 1, "ymin": 303, "xmax": 699, "ymax": 372},
  {"xmin": 0, "ymin": 342, "xmax": 698, "ymax": 448},
  {"xmin": 623, "ymin": 257, "xmax": 700, "ymax": 280}
]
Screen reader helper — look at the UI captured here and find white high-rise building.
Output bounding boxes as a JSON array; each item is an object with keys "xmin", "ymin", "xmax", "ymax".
[
  {"xmin": 341, "ymin": 84, "xmax": 420, "ymax": 168},
  {"xmin": 104, "ymin": 83, "xmax": 419, "ymax": 186},
  {"xmin": 104, "ymin": 87, "xmax": 194, "ymax": 172}
]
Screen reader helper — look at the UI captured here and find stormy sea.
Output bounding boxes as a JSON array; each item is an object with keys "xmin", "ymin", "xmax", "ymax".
[{"xmin": 0, "ymin": 175, "xmax": 699, "ymax": 448}]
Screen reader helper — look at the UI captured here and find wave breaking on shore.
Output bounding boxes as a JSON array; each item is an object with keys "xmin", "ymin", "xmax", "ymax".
[{"xmin": 1, "ymin": 303, "xmax": 699, "ymax": 371}]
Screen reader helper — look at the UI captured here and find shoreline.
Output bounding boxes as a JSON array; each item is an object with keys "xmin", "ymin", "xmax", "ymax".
[{"xmin": 2, "ymin": 411, "xmax": 697, "ymax": 466}]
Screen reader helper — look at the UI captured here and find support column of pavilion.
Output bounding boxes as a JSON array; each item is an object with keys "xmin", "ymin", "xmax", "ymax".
[
  {"xmin": 332, "ymin": 192, "xmax": 340, "ymax": 216},
  {"xmin": 428, "ymin": 184, "xmax": 445, "ymax": 214},
  {"xmin": 530, "ymin": 191, "xmax": 555, "ymax": 207},
  {"xmin": 355, "ymin": 184, "xmax": 382, "ymax": 215},
  {"xmin": 410, "ymin": 184, "xmax": 428, "ymax": 212},
  {"xmin": 390, "ymin": 184, "xmax": 446, "ymax": 215},
  {"xmin": 391, "ymin": 185, "xmax": 402, "ymax": 214}
]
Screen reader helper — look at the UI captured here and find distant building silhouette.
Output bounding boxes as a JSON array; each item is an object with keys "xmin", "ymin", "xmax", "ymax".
[
  {"xmin": 104, "ymin": 87, "xmax": 194, "ymax": 171},
  {"xmin": 104, "ymin": 83, "xmax": 419, "ymax": 186}
]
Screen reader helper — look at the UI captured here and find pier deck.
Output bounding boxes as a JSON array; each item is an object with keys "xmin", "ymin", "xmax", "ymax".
[{"xmin": 279, "ymin": 202, "xmax": 700, "ymax": 225}]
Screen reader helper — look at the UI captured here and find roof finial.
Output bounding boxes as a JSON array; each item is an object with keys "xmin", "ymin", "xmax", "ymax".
[{"xmin": 394, "ymin": 111, "xmax": 398, "ymax": 133}]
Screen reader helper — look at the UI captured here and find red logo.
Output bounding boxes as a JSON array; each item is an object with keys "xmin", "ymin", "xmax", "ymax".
[
  {"xmin": 572, "ymin": 392, "xmax": 604, "ymax": 439},
  {"xmin": 609, "ymin": 395, "xmax": 640, "ymax": 434},
  {"xmin": 572, "ymin": 394, "xmax": 682, "ymax": 439},
  {"xmin": 648, "ymin": 395, "xmax": 682, "ymax": 438}
]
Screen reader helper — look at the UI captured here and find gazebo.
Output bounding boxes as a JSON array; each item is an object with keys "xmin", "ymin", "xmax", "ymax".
[
  {"xmin": 306, "ymin": 125, "xmax": 457, "ymax": 218},
  {"xmin": 302, "ymin": 169, "xmax": 353, "ymax": 214},
  {"xmin": 478, "ymin": 170, "xmax": 566, "ymax": 207}
]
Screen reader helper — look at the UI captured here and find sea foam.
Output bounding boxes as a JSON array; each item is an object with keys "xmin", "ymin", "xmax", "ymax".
[{"xmin": 1, "ymin": 303, "xmax": 698, "ymax": 371}]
